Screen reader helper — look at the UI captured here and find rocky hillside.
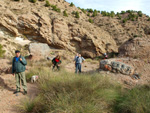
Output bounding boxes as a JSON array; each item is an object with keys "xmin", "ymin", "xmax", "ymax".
[{"xmin": 0, "ymin": 0, "xmax": 150, "ymax": 58}]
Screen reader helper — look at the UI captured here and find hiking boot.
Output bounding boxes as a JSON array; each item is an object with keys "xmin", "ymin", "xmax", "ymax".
[
  {"xmin": 23, "ymin": 91, "xmax": 27, "ymax": 95},
  {"xmin": 13, "ymin": 91, "xmax": 20, "ymax": 96},
  {"xmin": 13, "ymin": 91, "xmax": 20, "ymax": 94}
]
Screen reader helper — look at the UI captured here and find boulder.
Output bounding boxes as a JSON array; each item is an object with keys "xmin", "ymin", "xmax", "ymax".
[
  {"xmin": 100, "ymin": 59, "xmax": 135, "ymax": 75},
  {"xmin": 29, "ymin": 43, "xmax": 51, "ymax": 60},
  {"xmin": 119, "ymin": 38, "xmax": 150, "ymax": 61}
]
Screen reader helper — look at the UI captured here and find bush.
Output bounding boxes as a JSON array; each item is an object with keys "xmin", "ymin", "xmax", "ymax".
[
  {"xmin": 75, "ymin": 11, "xmax": 80, "ymax": 18},
  {"xmin": 110, "ymin": 11, "xmax": 115, "ymax": 18},
  {"xmin": 138, "ymin": 11, "xmax": 142, "ymax": 17},
  {"xmin": 114, "ymin": 85, "xmax": 150, "ymax": 113},
  {"xmin": 148, "ymin": 18, "xmax": 150, "ymax": 21},
  {"xmin": 121, "ymin": 11, "xmax": 126, "ymax": 14},
  {"xmin": 70, "ymin": 2, "xmax": 74, "ymax": 7},
  {"xmin": 87, "ymin": 8, "xmax": 93, "ymax": 13},
  {"xmin": 92, "ymin": 10, "xmax": 98, "ymax": 17},
  {"xmin": 88, "ymin": 18, "xmax": 93, "ymax": 23},
  {"xmin": 87, "ymin": 13, "xmax": 90, "ymax": 16},
  {"xmin": 81, "ymin": 8, "xmax": 86, "ymax": 14},
  {"xmin": 45, "ymin": 0, "xmax": 50, "ymax": 7},
  {"xmin": 29, "ymin": 0, "xmax": 37, "ymax": 3},
  {"xmin": 0, "ymin": 44, "xmax": 5, "ymax": 57},
  {"xmin": 51, "ymin": 5, "xmax": 61, "ymax": 13},
  {"xmin": 123, "ymin": 19, "xmax": 127, "ymax": 23},
  {"xmin": 63, "ymin": 10, "xmax": 68, "ymax": 17}
]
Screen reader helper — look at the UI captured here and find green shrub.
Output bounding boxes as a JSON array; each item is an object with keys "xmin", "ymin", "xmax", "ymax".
[
  {"xmin": 29, "ymin": 0, "xmax": 37, "ymax": 3},
  {"xmin": 51, "ymin": 5, "xmax": 61, "ymax": 13},
  {"xmin": 87, "ymin": 8, "xmax": 93, "ymax": 13},
  {"xmin": 45, "ymin": 0, "xmax": 50, "ymax": 7},
  {"xmin": 81, "ymin": 8, "xmax": 86, "ymax": 14},
  {"xmin": 114, "ymin": 85, "xmax": 150, "ymax": 113},
  {"xmin": 121, "ymin": 11, "xmax": 126, "ymax": 14},
  {"xmin": 0, "ymin": 44, "xmax": 5, "ymax": 57},
  {"xmin": 88, "ymin": 18, "xmax": 93, "ymax": 23},
  {"xmin": 138, "ymin": 11, "xmax": 142, "ymax": 17},
  {"xmin": 63, "ymin": 10, "xmax": 68, "ymax": 17},
  {"xmin": 110, "ymin": 11, "xmax": 115, "ymax": 18},
  {"xmin": 92, "ymin": 10, "xmax": 98, "ymax": 17},
  {"xmin": 123, "ymin": 19, "xmax": 127, "ymax": 23},
  {"xmin": 75, "ymin": 11, "xmax": 80, "ymax": 18},
  {"xmin": 70, "ymin": 2, "xmax": 74, "ymax": 7},
  {"xmin": 87, "ymin": 13, "xmax": 90, "ymax": 16},
  {"xmin": 148, "ymin": 18, "xmax": 150, "ymax": 21}
]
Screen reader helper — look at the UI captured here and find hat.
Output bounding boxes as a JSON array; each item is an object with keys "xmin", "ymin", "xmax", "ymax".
[{"xmin": 15, "ymin": 50, "xmax": 20, "ymax": 53}]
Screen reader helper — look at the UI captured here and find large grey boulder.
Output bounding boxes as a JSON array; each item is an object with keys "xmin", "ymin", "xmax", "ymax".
[
  {"xmin": 29, "ymin": 43, "xmax": 50, "ymax": 60},
  {"xmin": 100, "ymin": 59, "xmax": 135, "ymax": 75}
]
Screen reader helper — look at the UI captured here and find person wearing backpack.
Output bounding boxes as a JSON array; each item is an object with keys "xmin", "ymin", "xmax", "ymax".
[
  {"xmin": 12, "ymin": 50, "xmax": 27, "ymax": 96},
  {"xmin": 74, "ymin": 54, "xmax": 85, "ymax": 73},
  {"xmin": 52, "ymin": 55, "xmax": 62, "ymax": 71}
]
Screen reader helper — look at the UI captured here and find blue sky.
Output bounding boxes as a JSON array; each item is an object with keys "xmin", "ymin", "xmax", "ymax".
[{"xmin": 66, "ymin": 0, "xmax": 150, "ymax": 15}]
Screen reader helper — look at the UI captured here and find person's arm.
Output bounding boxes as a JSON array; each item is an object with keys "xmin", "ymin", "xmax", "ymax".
[
  {"xmin": 20, "ymin": 57, "xmax": 27, "ymax": 65},
  {"xmin": 12, "ymin": 58, "xmax": 15, "ymax": 74},
  {"xmin": 82, "ymin": 57, "xmax": 85, "ymax": 62}
]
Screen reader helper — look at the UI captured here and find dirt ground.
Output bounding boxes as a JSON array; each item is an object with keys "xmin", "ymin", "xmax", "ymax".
[{"xmin": 0, "ymin": 73, "xmax": 38, "ymax": 113}]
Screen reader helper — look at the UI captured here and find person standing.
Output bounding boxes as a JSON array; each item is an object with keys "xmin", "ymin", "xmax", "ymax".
[
  {"xmin": 52, "ymin": 55, "xmax": 62, "ymax": 71},
  {"xmin": 12, "ymin": 50, "xmax": 27, "ymax": 96},
  {"xmin": 74, "ymin": 54, "xmax": 85, "ymax": 73}
]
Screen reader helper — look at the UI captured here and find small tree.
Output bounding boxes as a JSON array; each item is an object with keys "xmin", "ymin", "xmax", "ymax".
[
  {"xmin": 70, "ymin": 2, "xmax": 74, "ymax": 7},
  {"xmin": 0, "ymin": 44, "xmax": 5, "ymax": 57},
  {"xmin": 87, "ymin": 13, "xmax": 90, "ymax": 16},
  {"xmin": 88, "ymin": 19, "xmax": 93, "ymax": 23},
  {"xmin": 45, "ymin": 0, "xmax": 51, "ymax": 7},
  {"xmin": 121, "ymin": 11, "xmax": 126, "ymax": 14},
  {"xmin": 29, "ymin": 0, "xmax": 37, "ymax": 3},
  {"xmin": 63, "ymin": 10, "xmax": 68, "ymax": 17},
  {"xmin": 138, "ymin": 11, "xmax": 143, "ymax": 17},
  {"xmin": 123, "ymin": 19, "xmax": 127, "ymax": 23},
  {"xmin": 75, "ymin": 11, "xmax": 80, "ymax": 18},
  {"xmin": 92, "ymin": 10, "xmax": 98, "ymax": 17}
]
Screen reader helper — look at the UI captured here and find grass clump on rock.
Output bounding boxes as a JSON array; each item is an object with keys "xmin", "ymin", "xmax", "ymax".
[
  {"xmin": 51, "ymin": 5, "xmax": 61, "ymax": 13},
  {"xmin": 0, "ymin": 44, "xmax": 5, "ymax": 57},
  {"xmin": 70, "ymin": 2, "xmax": 74, "ymax": 7},
  {"xmin": 88, "ymin": 18, "xmax": 93, "ymax": 23},
  {"xmin": 63, "ymin": 10, "xmax": 68, "ymax": 17}
]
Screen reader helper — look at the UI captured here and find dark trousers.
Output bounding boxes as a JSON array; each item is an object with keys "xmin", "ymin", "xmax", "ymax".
[
  {"xmin": 53, "ymin": 63, "xmax": 60, "ymax": 70},
  {"xmin": 75, "ymin": 63, "xmax": 81, "ymax": 73}
]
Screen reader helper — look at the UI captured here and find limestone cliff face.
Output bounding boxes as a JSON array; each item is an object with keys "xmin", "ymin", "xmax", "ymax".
[{"xmin": 0, "ymin": 0, "xmax": 118, "ymax": 58}]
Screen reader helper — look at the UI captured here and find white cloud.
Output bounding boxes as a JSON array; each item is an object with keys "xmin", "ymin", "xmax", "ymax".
[{"xmin": 66, "ymin": 0, "xmax": 150, "ymax": 15}]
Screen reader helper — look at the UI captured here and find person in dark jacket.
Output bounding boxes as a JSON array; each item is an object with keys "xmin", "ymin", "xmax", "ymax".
[
  {"xmin": 12, "ymin": 50, "xmax": 27, "ymax": 96},
  {"xmin": 52, "ymin": 55, "xmax": 62, "ymax": 70}
]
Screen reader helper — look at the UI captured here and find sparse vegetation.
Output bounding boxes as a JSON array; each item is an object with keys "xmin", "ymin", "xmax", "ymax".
[
  {"xmin": 88, "ymin": 18, "xmax": 93, "ymax": 23},
  {"xmin": 75, "ymin": 11, "xmax": 80, "ymax": 18},
  {"xmin": 123, "ymin": 18, "xmax": 127, "ymax": 23},
  {"xmin": 0, "ymin": 44, "xmax": 5, "ymax": 57},
  {"xmin": 29, "ymin": 0, "xmax": 37, "ymax": 3},
  {"xmin": 45, "ymin": 0, "xmax": 51, "ymax": 7},
  {"xmin": 138, "ymin": 11, "xmax": 143, "ymax": 17},
  {"xmin": 51, "ymin": 5, "xmax": 61, "ymax": 13},
  {"xmin": 70, "ymin": 2, "xmax": 74, "ymax": 7},
  {"xmin": 63, "ymin": 10, "xmax": 68, "ymax": 17},
  {"xmin": 92, "ymin": 10, "xmax": 98, "ymax": 17}
]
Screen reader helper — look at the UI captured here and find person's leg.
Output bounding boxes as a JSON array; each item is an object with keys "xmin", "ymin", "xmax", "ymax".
[
  {"xmin": 20, "ymin": 72, "xmax": 27, "ymax": 94},
  {"xmin": 52, "ymin": 64, "xmax": 56, "ymax": 70},
  {"xmin": 78, "ymin": 64, "xmax": 82, "ymax": 73},
  {"xmin": 15, "ymin": 73, "xmax": 20, "ymax": 92},
  {"xmin": 75, "ymin": 63, "xmax": 78, "ymax": 73}
]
